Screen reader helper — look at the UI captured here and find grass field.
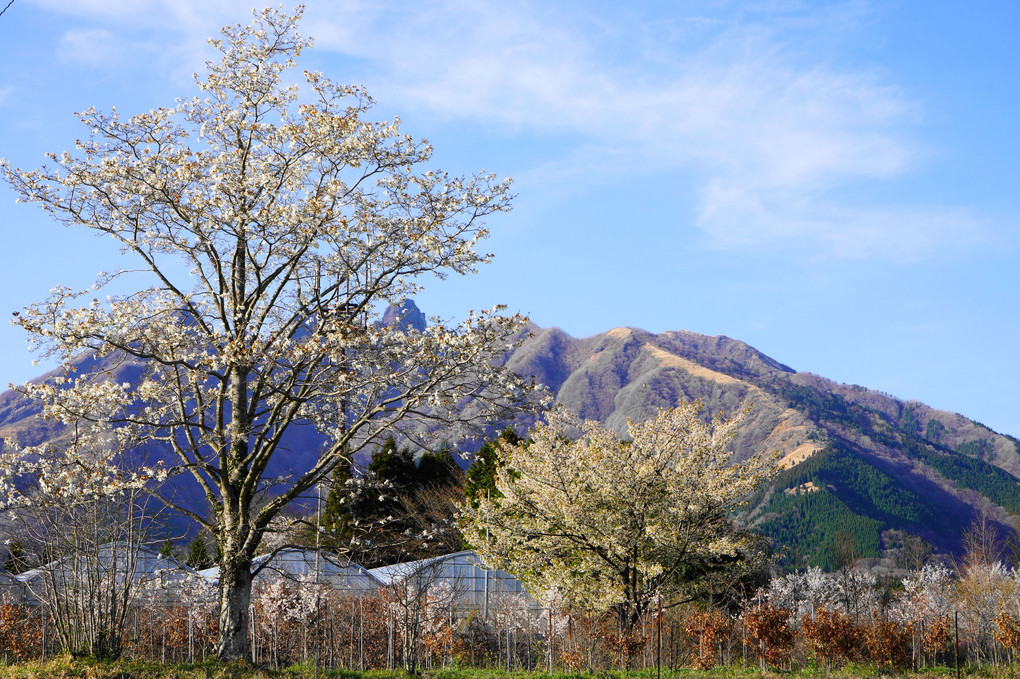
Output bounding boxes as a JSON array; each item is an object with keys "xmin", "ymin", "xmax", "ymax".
[{"xmin": 0, "ymin": 658, "xmax": 1003, "ymax": 679}]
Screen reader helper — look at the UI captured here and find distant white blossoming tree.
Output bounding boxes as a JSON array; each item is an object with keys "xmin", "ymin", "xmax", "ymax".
[
  {"xmin": 0, "ymin": 6, "xmax": 536, "ymax": 661},
  {"xmin": 463, "ymin": 402, "xmax": 778, "ymax": 633}
]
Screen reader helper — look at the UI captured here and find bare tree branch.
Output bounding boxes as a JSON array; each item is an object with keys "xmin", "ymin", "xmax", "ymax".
[{"xmin": 0, "ymin": 5, "xmax": 541, "ymax": 663}]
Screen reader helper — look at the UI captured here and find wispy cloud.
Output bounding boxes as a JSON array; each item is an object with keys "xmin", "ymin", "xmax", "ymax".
[
  {"xmin": 697, "ymin": 187, "xmax": 985, "ymax": 261},
  {"xmin": 35, "ymin": 0, "xmax": 253, "ymax": 80},
  {"xmin": 301, "ymin": 1, "xmax": 972, "ymax": 260},
  {"xmin": 26, "ymin": 0, "xmax": 983, "ymax": 260},
  {"xmin": 56, "ymin": 28, "xmax": 125, "ymax": 65}
]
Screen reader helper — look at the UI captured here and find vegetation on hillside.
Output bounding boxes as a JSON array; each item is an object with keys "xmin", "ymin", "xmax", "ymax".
[
  {"xmin": 753, "ymin": 445, "xmax": 946, "ymax": 569},
  {"xmin": 750, "ymin": 374, "xmax": 1020, "ymax": 565}
]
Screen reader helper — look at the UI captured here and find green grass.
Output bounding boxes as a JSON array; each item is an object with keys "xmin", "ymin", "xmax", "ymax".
[{"xmin": 0, "ymin": 658, "xmax": 1012, "ymax": 679}]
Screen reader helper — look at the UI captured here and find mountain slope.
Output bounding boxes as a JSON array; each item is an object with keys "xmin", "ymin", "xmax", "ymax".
[
  {"xmin": 506, "ymin": 322, "xmax": 1020, "ymax": 565},
  {"xmin": 1, "ymin": 302, "xmax": 1017, "ymax": 566}
]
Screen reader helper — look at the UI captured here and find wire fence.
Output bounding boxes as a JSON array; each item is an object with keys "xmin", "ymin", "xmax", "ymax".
[
  {"xmin": 6, "ymin": 553, "xmax": 1020, "ymax": 672},
  {"xmin": 0, "ymin": 590, "xmax": 1016, "ymax": 672}
]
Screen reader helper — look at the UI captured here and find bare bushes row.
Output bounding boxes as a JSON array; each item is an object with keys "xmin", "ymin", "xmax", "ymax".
[{"xmin": 1, "ymin": 563, "xmax": 1020, "ymax": 671}]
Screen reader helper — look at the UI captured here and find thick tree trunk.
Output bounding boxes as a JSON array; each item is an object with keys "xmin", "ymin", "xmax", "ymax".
[
  {"xmin": 216, "ymin": 552, "xmax": 254, "ymax": 662},
  {"xmin": 216, "ymin": 362, "xmax": 255, "ymax": 663}
]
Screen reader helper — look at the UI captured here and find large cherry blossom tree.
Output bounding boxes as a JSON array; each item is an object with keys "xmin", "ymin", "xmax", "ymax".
[
  {"xmin": 1, "ymin": 7, "xmax": 537, "ymax": 661},
  {"xmin": 463, "ymin": 402, "xmax": 778, "ymax": 632}
]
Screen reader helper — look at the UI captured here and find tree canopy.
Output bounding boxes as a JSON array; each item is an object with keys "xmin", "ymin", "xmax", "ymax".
[
  {"xmin": 464, "ymin": 427, "xmax": 522, "ymax": 508},
  {"xmin": 462, "ymin": 403, "xmax": 777, "ymax": 630},
  {"xmin": 314, "ymin": 436, "xmax": 466, "ymax": 567},
  {"xmin": 0, "ymin": 6, "xmax": 537, "ymax": 661}
]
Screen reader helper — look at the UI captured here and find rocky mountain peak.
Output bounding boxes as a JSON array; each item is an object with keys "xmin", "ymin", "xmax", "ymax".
[{"xmin": 380, "ymin": 299, "xmax": 427, "ymax": 332}]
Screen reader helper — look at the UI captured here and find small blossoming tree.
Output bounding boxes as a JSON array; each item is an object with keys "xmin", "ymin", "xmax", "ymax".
[
  {"xmin": 463, "ymin": 402, "xmax": 778, "ymax": 634},
  {"xmin": 1, "ymin": 6, "xmax": 536, "ymax": 661}
]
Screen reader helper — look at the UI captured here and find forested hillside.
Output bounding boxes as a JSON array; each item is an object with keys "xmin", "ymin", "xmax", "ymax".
[
  {"xmin": 505, "ymin": 315, "xmax": 1020, "ymax": 565},
  {"xmin": 2, "ymin": 300, "xmax": 1018, "ymax": 567}
]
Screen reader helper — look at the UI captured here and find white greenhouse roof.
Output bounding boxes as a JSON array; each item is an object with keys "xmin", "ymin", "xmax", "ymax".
[
  {"xmin": 17, "ymin": 542, "xmax": 200, "ymax": 582},
  {"xmin": 15, "ymin": 542, "xmax": 208, "ymax": 605},
  {"xmin": 369, "ymin": 550, "xmax": 534, "ymax": 610},
  {"xmin": 198, "ymin": 548, "xmax": 382, "ymax": 592}
]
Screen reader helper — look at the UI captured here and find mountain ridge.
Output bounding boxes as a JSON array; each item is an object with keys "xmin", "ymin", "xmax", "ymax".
[
  {"xmin": 1, "ymin": 301, "xmax": 1016, "ymax": 567},
  {"xmin": 505, "ymin": 315, "xmax": 1020, "ymax": 566}
]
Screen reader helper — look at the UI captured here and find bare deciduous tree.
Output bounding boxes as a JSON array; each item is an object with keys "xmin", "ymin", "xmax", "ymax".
[{"xmin": 9, "ymin": 488, "xmax": 156, "ymax": 659}]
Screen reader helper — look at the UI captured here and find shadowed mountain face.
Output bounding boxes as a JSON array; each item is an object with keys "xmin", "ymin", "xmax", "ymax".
[
  {"xmin": 0, "ymin": 355, "xmax": 337, "ymax": 534},
  {"xmin": 2, "ymin": 300, "xmax": 1017, "ymax": 567}
]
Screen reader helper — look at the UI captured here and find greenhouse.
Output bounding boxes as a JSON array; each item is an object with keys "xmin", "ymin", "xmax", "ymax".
[
  {"xmin": 198, "ymin": 547, "xmax": 382, "ymax": 594},
  {"xmin": 369, "ymin": 550, "xmax": 536, "ymax": 616},
  {"xmin": 15, "ymin": 542, "xmax": 207, "ymax": 606}
]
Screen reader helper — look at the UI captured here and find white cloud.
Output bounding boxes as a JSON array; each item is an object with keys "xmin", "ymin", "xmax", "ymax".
[
  {"xmin": 56, "ymin": 28, "xmax": 122, "ymax": 65},
  {"xmin": 697, "ymin": 183, "xmax": 985, "ymax": 261},
  {"xmin": 28, "ymin": 0, "xmax": 243, "ymax": 26},
  {"xmin": 33, "ymin": 0, "xmax": 256, "ymax": 77},
  {"xmin": 24, "ymin": 0, "xmax": 982, "ymax": 260},
  {"xmin": 298, "ymin": 1, "xmax": 958, "ymax": 259}
]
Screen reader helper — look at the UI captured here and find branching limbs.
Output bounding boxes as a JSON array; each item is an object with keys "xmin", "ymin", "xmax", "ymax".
[
  {"xmin": 464, "ymin": 403, "xmax": 778, "ymax": 632},
  {"xmin": 1, "ymin": 6, "xmax": 538, "ymax": 661}
]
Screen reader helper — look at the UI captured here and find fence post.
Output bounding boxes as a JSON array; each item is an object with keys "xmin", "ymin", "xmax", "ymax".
[
  {"xmin": 955, "ymin": 610, "xmax": 960, "ymax": 679},
  {"xmin": 657, "ymin": 598, "xmax": 662, "ymax": 679},
  {"xmin": 548, "ymin": 607, "xmax": 554, "ymax": 673},
  {"xmin": 387, "ymin": 606, "xmax": 393, "ymax": 671},
  {"xmin": 314, "ymin": 592, "xmax": 320, "ymax": 679}
]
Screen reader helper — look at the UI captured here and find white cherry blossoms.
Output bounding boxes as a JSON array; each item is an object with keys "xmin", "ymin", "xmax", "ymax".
[{"xmin": 463, "ymin": 401, "xmax": 778, "ymax": 626}]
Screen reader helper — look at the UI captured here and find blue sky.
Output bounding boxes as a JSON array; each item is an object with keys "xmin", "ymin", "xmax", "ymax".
[{"xmin": 1, "ymin": 1, "xmax": 1018, "ymax": 435}]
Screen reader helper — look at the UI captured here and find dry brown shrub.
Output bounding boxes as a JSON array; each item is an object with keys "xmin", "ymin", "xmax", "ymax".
[
  {"xmin": 162, "ymin": 606, "xmax": 190, "ymax": 651},
  {"xmin": 0, "ymin": 603, "xmax": 40, "ymax": 660},
  {"xmin": 995, "ymin": 608, "xmax": 1020, "ymax": 655},
  {"xmin": 801, "ymin": 607, "xmax": 862, "ymax": 667},
  {"xmin": 916, "ymin": 613, "xmax": 952, "ymax": 664},
  {"xmin": 591, "ymin": 617, "xmax": 647, "ymax": 667},
  {"xmin": 560, "ymin": 649, "xmax": 583, "ymax": 670},
  {"xmin": 684, "ymin": 609, "xmax": 731, "ymax": 670},
  {"xmin": 863, "ymin": 617, "xmax": 912, "ymax": 669},
  {"xmin": 743, "ymin": 604, "xmax": 794, "ymax": 669}
]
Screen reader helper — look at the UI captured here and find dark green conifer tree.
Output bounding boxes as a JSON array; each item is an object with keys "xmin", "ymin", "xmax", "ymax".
[
  {"xmin": 318, "ymin": 456, "xmax": 356, "ymax": 551},
  {"xmin": 185, "ymin": 534, "xmax": 214, "ymax": 570},
  {"xmin": 417, "ymin": 444, "xmax": 462, "ymax": 489},
  {"xmin": 465, "ymin": 428, "xmax": 522, "ymax": 508},
  {"xmin": 368, "ymin": 436, "xmax": 416, "ymax": 491}
]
